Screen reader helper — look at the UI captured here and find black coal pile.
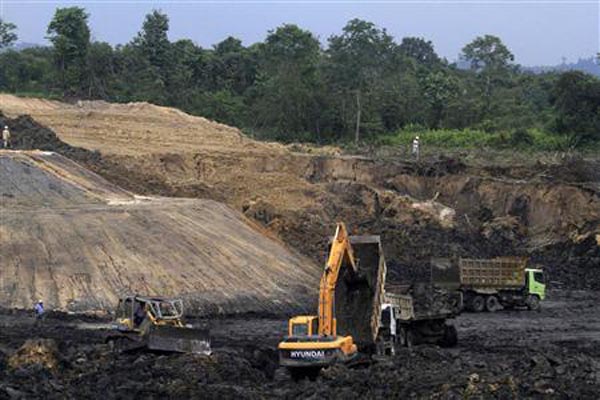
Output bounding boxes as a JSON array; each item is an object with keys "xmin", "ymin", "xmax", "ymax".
[
  {"xmin": 1, "ymin": 288, "xmax": 599, "ymax": 399},
  {"xmin": 0, "ymin": 112, "xmax": 102, "ymax": 165}
]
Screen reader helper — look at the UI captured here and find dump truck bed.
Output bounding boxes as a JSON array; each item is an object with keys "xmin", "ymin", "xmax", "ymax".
[
  {"xmin": 459, "ymin": 257, "xmax": 528, "ymax": 289},
  {"xmin": 385, "ymin": 283, "xmax": 460, "ymax": 321},
  {"xmin": 334, "ymin": 235, "xmax": 387, "ymax": 350}
]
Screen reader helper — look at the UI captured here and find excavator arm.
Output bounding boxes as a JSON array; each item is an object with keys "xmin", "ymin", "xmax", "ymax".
[{"xmin": 318, "ymin": 222, "xmax": 358, "ymax": 336}]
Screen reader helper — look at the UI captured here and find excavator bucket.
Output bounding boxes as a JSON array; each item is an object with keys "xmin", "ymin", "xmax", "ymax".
[{"xmin": 147, "ymin": 325, "xmax": 211, "ymax": 355}]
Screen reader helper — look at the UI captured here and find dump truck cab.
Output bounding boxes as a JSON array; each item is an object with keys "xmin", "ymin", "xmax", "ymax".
[{"xmin": 525, "ymin": 268, "xmax": 546, "ymax": 300}]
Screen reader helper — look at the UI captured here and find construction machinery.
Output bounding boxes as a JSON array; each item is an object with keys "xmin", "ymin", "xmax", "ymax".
[
  {"xmin": 377, "ymin": 284, "xmax": 460, "ymax": 353},
  {"xmin": 433, "ymin": 257, "xmax": 546, "ymax": 312},
  {"xmin": 106, "ymin": 295, "xmax": 211, "ymax": 354},
  {"xmin": 278, "ymin": 223, "xmax": 386, "ymax": 379}
]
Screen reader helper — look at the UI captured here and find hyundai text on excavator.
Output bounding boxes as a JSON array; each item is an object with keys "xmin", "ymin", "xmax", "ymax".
[{"xmin": 278, "ymin": 223, "xmax": 387, "ymax": 379}]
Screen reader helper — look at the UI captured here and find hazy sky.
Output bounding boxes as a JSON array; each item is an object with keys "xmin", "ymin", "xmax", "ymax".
[{"xmin": 1, "ymin": 0, "xmax": 598, "ymax": 66}]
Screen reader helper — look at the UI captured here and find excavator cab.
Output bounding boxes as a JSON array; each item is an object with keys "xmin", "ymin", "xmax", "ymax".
[{"xmin": 288, "ymin": 316, "xmax": 319, "ymax": 337}]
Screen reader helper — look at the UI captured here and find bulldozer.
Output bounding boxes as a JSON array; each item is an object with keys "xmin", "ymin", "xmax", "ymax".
[
  {"xmin": 106, "ymin": 295, "xmax": 211, "ymax": 355},
  {"xmin": 278, "ymin": 222, "xmax": 385, "ymax": 380}
]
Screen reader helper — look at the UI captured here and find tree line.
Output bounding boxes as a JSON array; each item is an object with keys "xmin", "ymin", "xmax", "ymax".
[{"xmin": 0, "ymin": 8, "xmax": 598, "ymax": 148}]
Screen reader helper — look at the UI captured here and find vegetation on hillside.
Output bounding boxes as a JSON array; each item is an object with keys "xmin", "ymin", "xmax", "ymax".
[{"xmin": 0, "ymin": 10, "xmax": 599, "ymax": 150}]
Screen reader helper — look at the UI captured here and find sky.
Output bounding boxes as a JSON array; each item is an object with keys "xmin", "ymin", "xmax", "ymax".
[{"xmin": 1, "ymin": 0, "xmax": 599, "ymax": 66}]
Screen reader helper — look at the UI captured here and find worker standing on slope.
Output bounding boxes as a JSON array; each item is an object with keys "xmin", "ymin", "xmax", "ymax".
[
  {"xmin": 412, "ymin": 136, "xmax": 420, "ymax": 161},
  {"xmin": 2, "ymin": 125, "xmax": 11, "ymax": 149},
  {"xmin": 34, "ymin": 300, "xmax": 45, "ymax": 321}
]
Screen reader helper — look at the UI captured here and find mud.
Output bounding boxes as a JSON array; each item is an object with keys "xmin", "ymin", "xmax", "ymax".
[{"xmin": 0, "ymin": 290, "xmax": 598, "ymax": 399}]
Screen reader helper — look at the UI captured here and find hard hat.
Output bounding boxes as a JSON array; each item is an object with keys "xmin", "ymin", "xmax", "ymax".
[
  {"xmin": 38, "ymin": 299, "xmax": 43, "ymax": 303},
  {"xmin": 416, "ymin": 136, "xmax": 420, "ymax": 140},
  {"xmin": 3, "ymin": 126, "xmax": 7, "ymax": 129}
]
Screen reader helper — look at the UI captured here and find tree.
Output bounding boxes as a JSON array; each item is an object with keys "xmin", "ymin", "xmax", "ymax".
[
  {"xmin": 462, "ymin": 35, "xmax": 514, "ymax": 117},
  {"xmin": 551, "ymin": 71, "xmax": 600, "ymax": 146},
  {"xmin": 422, "ymin": 71, "xmax": 458, "ymax": 128},
  {"xmin": 134, "ymin": 10, "xmax": 171, "ymax": 71},
  {"xmin": 252, "ymin": 24, "xmax": 321, "ymax": 140},
  {"xmin": 0, "ymin": 18, "xmax": 18, "ymax": 49},
  {"xmin": 86, "ymin": 41, "xmax": 115, "ymax": 98},
  {"xmin": 128, "ymin": 10, "xmax": 173, "ymax": 103},
  {"xmin": 326, "ymin": 19, "xmax": 395, "ymax": 142},
  {"xmin": 398, "ymin": 37, "xmax": 440, "ymax": 67},
  {"xmin": 47, "ymin": 7, "xmax": 90, "ymax": 94}
]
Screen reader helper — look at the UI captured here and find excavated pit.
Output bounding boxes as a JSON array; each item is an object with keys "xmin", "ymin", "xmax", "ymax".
[{"xmin": 1, "ymin": 96, "xmax": 599, "ymax": 398}]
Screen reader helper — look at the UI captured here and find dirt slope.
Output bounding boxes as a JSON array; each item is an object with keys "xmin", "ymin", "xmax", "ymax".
[
  {"xmin": 0, "ymin": 94, "xmax": 283, "ymax": 155},
  {"xmin": 0, "ymin": 150, "xmax": 318, "ymax": 313},
  {"xmin": 1, "ymin": 95, "xmax": 598, "ymax": 290}
]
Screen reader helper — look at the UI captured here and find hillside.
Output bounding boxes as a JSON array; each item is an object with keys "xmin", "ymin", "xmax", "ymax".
[
  {"xmin": 1, "ymin": 95, "xmax": 598, "ymax": 290},
  {"xmin": 0, "ymin": 150, "xmax": 318, "ymax": 312}
]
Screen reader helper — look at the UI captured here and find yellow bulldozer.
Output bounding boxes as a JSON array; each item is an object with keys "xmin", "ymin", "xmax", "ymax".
[{"xmin": 106, "ymin": 295, "xmax": 211, "ymax": 355}]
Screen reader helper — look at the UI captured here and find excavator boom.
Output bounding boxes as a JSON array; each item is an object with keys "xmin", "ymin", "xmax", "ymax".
[
  {"xmin": 279, "ymin": 222, "xmax": 364, "ymax": 378},
  {"xmin": 318, "ymin": 222, "xmax": 358, "ymax": 336}
]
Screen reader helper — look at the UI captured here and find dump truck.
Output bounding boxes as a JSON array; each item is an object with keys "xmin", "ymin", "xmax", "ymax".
[
  {"xmin": 105, "ymin": 295, "xmax": 211, "ymax": 354},
  {"xmin": 278, "ymin": 223, "xmax": 387, "ymax": 380},
  {"xmin": 432, "ymin": 257, "xmax": 546, "ymax": 312},
  {"xmin": 376, "ymin": 283, "xmax": 460, "ymax": 353}
]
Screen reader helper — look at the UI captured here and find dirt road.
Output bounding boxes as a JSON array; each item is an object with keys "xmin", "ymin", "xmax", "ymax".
[{"xmin": 0, "ymin": 290, "xmax": 597, "ymax": 399}]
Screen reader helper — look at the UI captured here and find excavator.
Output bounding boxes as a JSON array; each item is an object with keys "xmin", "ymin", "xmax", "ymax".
[
  {"xmin": 278, "ymin": 222, "xmax": 369, "ymax": 380},
  {"xmin": 106, "ymin": 295, "xmax": 211, "ymax": 354}
]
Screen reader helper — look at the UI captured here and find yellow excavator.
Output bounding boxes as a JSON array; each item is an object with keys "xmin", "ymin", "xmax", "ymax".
[
  {"xmin": 278, "ymin": 222, "xmax": 374, "ymax": 380},
  {"xmin": 106, "ymin": 295, "xmax": 211, "ymax": 354}
]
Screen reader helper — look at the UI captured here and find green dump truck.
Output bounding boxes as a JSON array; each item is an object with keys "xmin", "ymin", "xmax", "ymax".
[{"xmin": 433, "ymin": 257, "xmax": 546, "ymax": 312}]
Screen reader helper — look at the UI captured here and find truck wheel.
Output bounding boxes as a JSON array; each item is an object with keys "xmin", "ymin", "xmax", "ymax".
[
  {"xmin": 405, "ymin": 329, "xmax": 417, "ymax": 348},
  {"xmin": 441, "ymin": 325, "xmax": 458, "ymax": 347},
  {"xmin": 485, "ymin": 296, "xmax": 500, "ymax": 312},
  {"xmin": 399, "ymin": 327, "xmax": 407, "ymax": 347},
  {"xmin": 526, "ymin": 295, "xmax": 541, "ymax": 311},
  {"xmin": 471, "ymin": 295, "xmax": 485, "ymax": 312}
]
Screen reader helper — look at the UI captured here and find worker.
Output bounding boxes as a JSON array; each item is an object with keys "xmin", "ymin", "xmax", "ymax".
[
  {"xmin": 34, "ymin": 300, "xmax": 45, "ymax": 320},
  {"xmin": 2, "ymin": 125, "xmax": 10, "ymax": 149},
  {"xmin": 412, "ymin": 136, "xmax": 420, "ymax": 161},
  {"xmin": 134, "ymin": 302, "xmax": 146, "ymax": 326}
]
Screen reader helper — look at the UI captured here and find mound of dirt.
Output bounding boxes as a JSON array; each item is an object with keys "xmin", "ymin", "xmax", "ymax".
[
  {"xmin": 2, "ymin": 96, "xmax": 599, "ymax": 292},
  {"xmin": 8, "ymin": 339, "xmax": 60, "ymax": 371},
  {"xmin": 0, "ymin": 151, "xmax": 319, "ymax": 313}
]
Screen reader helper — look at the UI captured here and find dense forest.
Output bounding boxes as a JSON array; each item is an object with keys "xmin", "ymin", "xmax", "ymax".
[{"xmin": 0, "ymin": 8, "xmax": 599, "ymax": 149}]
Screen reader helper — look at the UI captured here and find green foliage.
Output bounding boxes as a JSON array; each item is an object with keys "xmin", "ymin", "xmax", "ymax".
[
  {"xmin": 47, "ymin": 7, "xmax": 90, "ymax": 94},
  {"xmin": 0, "ymin": 9, "xmax": 597, "ymax": 151},
  {"xmin": 398, "ymin": 37, "xmax": 440, "ymax": 67},
  {"xmin": 0, "ymin": 18, "xmax": 18, "ymax": 48},
  {"xmin": 551, "ymin": 71, "xmax": 600, "ymax": 146}
]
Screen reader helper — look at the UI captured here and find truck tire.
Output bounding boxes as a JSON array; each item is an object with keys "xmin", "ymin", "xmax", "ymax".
[
  {"xmin": 526, "ymin": 295, "xmax": 541, "ymax": 311},
  {"xmin": 405, "ymin": 329, "xmax": 417, "ymax": 348},
  {"xmin": 441, "ymin": 325, "xmax": 458, "ymax": 347},
  {"xmin": 471, "ymin": 295, "xmax": 485, "ymax": 312},
  {"xmin": 399, "ymin": 327, "xmax": 407, "ymax": 347},
  {"xmin": 485, "ymin": 295, "xmax": 500, "ymax": 312}
]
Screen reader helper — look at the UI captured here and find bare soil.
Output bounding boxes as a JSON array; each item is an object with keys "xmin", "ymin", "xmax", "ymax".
[{"xmin": 0, "ymin": 290, "xmax": 598, "ymax": 399}]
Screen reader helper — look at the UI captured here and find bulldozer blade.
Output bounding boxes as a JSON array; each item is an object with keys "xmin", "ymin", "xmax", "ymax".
[{"xmin": 147, "ymin": 326, "xmax": 211, "ymax": 355}]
